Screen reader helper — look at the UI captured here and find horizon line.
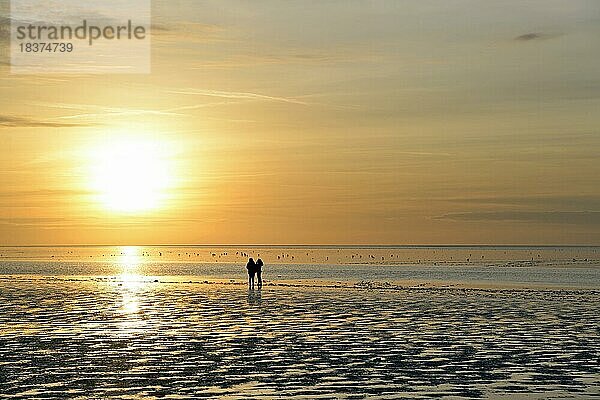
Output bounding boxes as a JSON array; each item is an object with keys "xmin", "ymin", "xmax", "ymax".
[{"xmin": 1, "ymin": 244, "xmax": 599, "ymax": 248}]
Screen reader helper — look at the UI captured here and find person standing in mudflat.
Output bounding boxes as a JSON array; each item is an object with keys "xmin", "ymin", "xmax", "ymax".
[
  {"xmin": 246, "ymin": 258, "xmax": 256, "ymax": 289},
  {"xmin": 256, "ymin": 258, "xmax": 264, "ymax": 288}
]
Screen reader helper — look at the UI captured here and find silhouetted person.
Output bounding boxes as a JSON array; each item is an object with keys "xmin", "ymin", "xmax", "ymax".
[
  {"xmin": 256, "ymin": 258, "xmax": 264, "ymax": 288},
  {"xmin": 246, "ymin": 257, "xmax": 256, "ymax": 289}
]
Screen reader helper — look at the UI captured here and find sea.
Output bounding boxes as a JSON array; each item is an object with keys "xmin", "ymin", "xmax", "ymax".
[{"xmin": 0, "ymin": 245, "xmax": 598, "ymax": 399}]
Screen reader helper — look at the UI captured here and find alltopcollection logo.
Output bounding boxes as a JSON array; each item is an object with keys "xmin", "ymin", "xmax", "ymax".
[{"xmin": 11, "ymin": 0, "xmax": 151, "ymax": 74}]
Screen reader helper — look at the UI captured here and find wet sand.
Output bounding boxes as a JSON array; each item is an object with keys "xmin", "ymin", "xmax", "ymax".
[{"xmin": 1, "ymin": 276, "xmax": 599, "ymax": 399}]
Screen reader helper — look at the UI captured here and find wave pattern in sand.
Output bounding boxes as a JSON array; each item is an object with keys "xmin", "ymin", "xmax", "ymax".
[{"xmin": 0, "ymin": 279, "xmax": 599, "ymax": 399}]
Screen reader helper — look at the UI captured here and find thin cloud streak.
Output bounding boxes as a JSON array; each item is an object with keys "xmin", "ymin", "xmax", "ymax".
[
  {"xmin": 168, "ymin": 89, "xmax": 309, "ymax": 105},
  {"xmin": 35, "ymin": 103, "xmax": 184, "ymax": 120},
  {"xmin": 167, "ymin": 88, "xmax": 361, "ymax": 111},
  {"xmin": 0, "ymin": 115, "xmax": 90, "ymax": 128},
  {"xmin": 435, "ymin": 211, "xmax": 600, "ymax": 226},
  {"xmin": 514, "ymin": 32, "xmax": 561, "ymax": 41}
]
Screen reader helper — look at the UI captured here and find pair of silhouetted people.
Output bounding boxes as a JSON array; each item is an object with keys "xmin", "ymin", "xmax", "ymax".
[{"xmin": 246, "ymin": 257, "xmax": 264, "ymax": 289}]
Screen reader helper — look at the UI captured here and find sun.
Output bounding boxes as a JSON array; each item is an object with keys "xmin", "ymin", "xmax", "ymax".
[{"xmin": 90, "ymin": 137, "xmax": 172, "ymax": 213}]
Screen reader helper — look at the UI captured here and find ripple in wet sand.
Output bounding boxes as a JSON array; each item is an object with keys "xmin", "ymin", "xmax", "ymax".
[{"xmin": 0, "ymin": 279, "xmax": 599, "ymax": 399}]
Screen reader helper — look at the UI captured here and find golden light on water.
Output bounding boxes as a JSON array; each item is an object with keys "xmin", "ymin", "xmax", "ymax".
[
  {"xmin": 119, "ymin": 245, "xmax": 142, "ymax": 271},
  {"xmin": 121, "ymin": 291, "xmax": 140, "ymax": 315},
  {"xmin": 89, "ymin": 138, "xmax": 173, "ymax": 213},
  {"xmin": 118, "ymin": 246, "xmax": 143, "ymax": 315}
]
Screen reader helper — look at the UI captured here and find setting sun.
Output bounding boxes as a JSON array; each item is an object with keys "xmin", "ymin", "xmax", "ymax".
[{"xmin": 89, "ymin": 138, "xmax": 172, "ymax": 213}]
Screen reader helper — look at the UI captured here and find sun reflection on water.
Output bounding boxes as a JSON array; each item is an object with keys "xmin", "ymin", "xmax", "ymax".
[
  {"xmin": 120, "ymin": 246, "xmax": 141, "ymax": 273},
  {"xmin": 117, "ymin": 246, "xmax": 144, "ymax": 316}
]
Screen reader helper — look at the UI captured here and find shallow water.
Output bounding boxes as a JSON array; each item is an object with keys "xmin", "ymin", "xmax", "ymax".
[
  {"xmin": 0, "ymin": 279, "xmax": 599, "ymax": 399},
  {"xmin": 0, "ymin": 245, "xmax": 599, "ymax": 289},
  {"xmin": 0, "ymin": 246, "xmax": 599, "ymax": 398},
  {"xmin": 1, "ymin": 245, "xmax": 599, "ymax": 267}
]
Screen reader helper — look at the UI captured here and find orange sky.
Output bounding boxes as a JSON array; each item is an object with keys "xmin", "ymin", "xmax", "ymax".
[{"xmin": 0, "ymin": 1, "xmax": 599, "ymax": 245}]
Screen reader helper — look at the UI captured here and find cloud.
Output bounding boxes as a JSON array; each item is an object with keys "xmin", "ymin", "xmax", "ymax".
[
  {"xmin": 514, "ymin": 32, "xmax": 558, "ymax": 41},
  {"xmin": 152, "ymin": 22, "xmax": 225, "ymax": 44},
  {"xmin": 443, "ymin": 195, "xmax": 600, "ymax": 210},
  {"xmin": 0, "ymin": 217, "xmax": 66, "ymax": 227},
  {"xmin": 34, "ymin": 102, "xmax": 182, "ymax": 120},
  {"xmin": 187, "ymin": 50, "xmax": 375, "ymax": 70},
  {"xmin": 0, "ymin": 115, "xmax": 91, "ymax": 128},
  {"xmin": 164, "ymin": 87, "xmax": 363, "ymax": 114},
  {"xmin": 435, "ymin": 211, "xmax": 600, "ymax": 225},
  {"xmin": 168, "ymin": 88, "xmax": 309, "ymax": 106},
  {"xmin": 0, "ymin": 189, "xmax": 92, "ymax": 199},
  {"xmin": 0, "ymin": 216, "xmax": 216, "ymax": 229}
]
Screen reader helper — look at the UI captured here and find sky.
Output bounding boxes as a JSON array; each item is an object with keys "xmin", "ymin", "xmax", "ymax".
[{"xmin": 0, "ymin": 0, "xmax": 599, "ymax": 245}]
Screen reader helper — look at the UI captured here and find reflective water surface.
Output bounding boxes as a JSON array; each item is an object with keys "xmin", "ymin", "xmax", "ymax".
[{"xmin": 0, "ymin": 246, "xmax": 598, "ymax": 399}]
